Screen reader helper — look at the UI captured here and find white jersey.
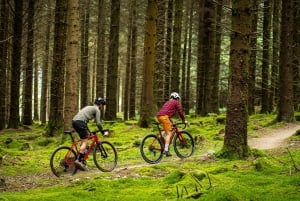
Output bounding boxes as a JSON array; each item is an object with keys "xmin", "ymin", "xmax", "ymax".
[{"xmin": 73, "ymin": 105, "xmax": 102, "ymax": 128}]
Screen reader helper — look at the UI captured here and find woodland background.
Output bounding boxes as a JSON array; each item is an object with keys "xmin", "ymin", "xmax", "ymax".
[{"xmin": 0, "ymin": 0, "xmax": 299, "ymax": 158}]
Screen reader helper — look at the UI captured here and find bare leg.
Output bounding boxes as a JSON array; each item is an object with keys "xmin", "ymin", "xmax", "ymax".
[
  {"xmin": 79, "ymin": 138, "xmax": 88, "ymax": 154},
  {"xmin": 75, "ymin": 138, "xmax": 89, "ymax": 171},
  {"xmin": 164, "ymin": 130, "xmax": 172, "ymax": 151}
]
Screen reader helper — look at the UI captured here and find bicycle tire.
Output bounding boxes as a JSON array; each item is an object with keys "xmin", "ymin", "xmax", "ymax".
[
  {"xmin": 50, "ymin": 146, "xmax": 77, "ymax": 177},
  {"xmin": 93, "ymin": 141, "xmax": 117, "ymax": 172},
  {"xmin": 173, "ymin": 131, "xmax": 195, "ymax": 158},
  {"xmin": 140, "ymin": 134, "xmax": 164, "ymax": 164}
]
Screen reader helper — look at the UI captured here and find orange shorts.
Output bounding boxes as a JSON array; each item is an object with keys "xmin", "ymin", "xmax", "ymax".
[{"xmin": 157, "ymin": 115, "xmax": 172, "ymax": 131}]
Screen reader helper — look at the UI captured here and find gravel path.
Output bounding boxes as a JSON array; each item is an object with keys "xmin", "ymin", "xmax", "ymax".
[{"xmin": 248, "ymin": 123, "xmax": 300, "ymax": 149}]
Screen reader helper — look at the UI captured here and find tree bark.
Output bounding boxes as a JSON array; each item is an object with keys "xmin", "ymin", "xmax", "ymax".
[
  {"xmin": 277, "ymin": 0, "xmax": 295, "ymax": 122},
  {"xmin": 80, "ymin": 0, "xmax": 90, "ymax": 108},
  {"xmin": 96, "ymin": 0, "xmax": 106, "ymax": 98},
  {"xmin": 180, "ymin": 0, "xmax": 189, "ymax": 112},
  {"xmin": 40, "ymin": 1, "xmax": 52, "ymax": 124},
  {"xmin": 23, "ymin": 0, "xmax": 35, "ymax": 125},
  {"xmin": 154, "ymin": 0, "xmax": 166, "ymax": 108},
  {"xmin": 64, "ymin": 0, "xmax": 80, "ymax": 130},
  {"xmin": 196, "ymin": 0, "xmax": 205, "ymax": 115},
  {"xmin": 124, "ymin": 0, "xmax": 138, "ymax": 120},
  {"xmin": 248, "ymin": 0, "xmax": 258, "ymax": 115},
  {"xmin": 0, "ymin": 0, "xmax": 8, "ymax": 129},
  {"xmin": 293, "ymin": 0, "xmax": 300, "ymax": 111},
  {"xmin": 260, "ymin": 0, "xmax": 271, "ymax": 113},
  {"xmin": 33, "ymin": 59, "xmax": 39, "ymax": 121},
  {"xmin": 211, "ymin": 0, "xmax": 223, "ymax": 114},
  {"xmin": 163, "ymin": 0, "xmax": 173, "ymax": 101},
  {"xmin": 223, "ymin": 0, "xmax": 252, "ymax": 159},
  {"xmin": 170, "ymin": 0, "xmax": 183, "ymax": 93},
  {"xmin": 105, "ymin": 0, "xmax": 120, "ymax": 120},
  {"xmin": 184, "ymin": 0, "xmax": 194, "ymax": 115},
  {"xmin": 139, "ymin": 0, "xmax": 157, "ymax": 128},
  {"xmin": 8, "ymin": 0, "xmax": 23, "ymax": 129},
  {"xmin": 270, "ymin": 0, "xmax": 280, "ymax": 112},
  {"xmin": 202, "ymin": 0, "xmax": 216, "ymax": 115},
  {"xmin": 47, "ymin": 0, "xmax": 67, "ymax": 136}
]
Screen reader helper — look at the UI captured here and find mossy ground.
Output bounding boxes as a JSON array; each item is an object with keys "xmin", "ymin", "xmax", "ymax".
[{"xmin": 0, "ymin": 114, "xmax": 299, "ymax": 201}]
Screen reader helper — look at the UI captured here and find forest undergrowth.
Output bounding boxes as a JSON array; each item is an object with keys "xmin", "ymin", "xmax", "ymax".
[{"xmin": 0, "ymin": 114, "xmax": 299, "ymax": 200}]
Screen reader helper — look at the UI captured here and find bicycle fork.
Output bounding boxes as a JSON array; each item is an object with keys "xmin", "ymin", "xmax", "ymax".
[{"xmin": 96, "ymin": 143, "xmax": 108, "ymax": 158}]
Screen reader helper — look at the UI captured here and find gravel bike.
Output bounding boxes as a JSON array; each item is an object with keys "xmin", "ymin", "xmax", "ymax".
[
  {"xmin": 140, "ymin": 122, "xmax": 195, "ymax": 164},
  {"xmin": 50, "ymin": 129, "xmax": 117, "ymax": 177}
]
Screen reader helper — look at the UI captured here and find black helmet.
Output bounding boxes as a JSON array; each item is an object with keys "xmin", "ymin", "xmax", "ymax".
[{"xmin": 94, "ymin": 97, "xmax": 106, "ymax": 105}]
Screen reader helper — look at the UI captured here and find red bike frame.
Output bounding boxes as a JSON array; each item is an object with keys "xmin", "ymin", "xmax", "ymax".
[{"xmin": 64, "ymin": 131, "xmax": 102, "ymax": 165}]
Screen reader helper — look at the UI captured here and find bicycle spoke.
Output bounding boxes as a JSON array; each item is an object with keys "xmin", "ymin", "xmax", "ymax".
[
  {"xmin": 50, "ymin": 146, "xmax": 77, "ymax": 177},
  {"xmin": 140, "ymin": 134, "xmax": 163, "ymax": 164},
  {"xmin": 93, "ymin": 141, "xmax": 117, "ymax": 172},
  {"xmin": 173, "ymin": 131, "xmax": 195, "ymax": 158}
]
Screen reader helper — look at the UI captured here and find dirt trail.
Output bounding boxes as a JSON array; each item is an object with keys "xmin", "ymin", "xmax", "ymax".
[
  {"xmin": 248, "ymin": 123, "xmax": 300, "ymax": 149},
  {"xmin": 2, "ymin": 123, "xmax": 300, "ymax": 192}
]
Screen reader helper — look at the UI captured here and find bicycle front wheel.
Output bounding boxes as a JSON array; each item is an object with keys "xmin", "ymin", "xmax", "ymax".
[
  {"xmin": 50, "ymin": 146, "xmax": 77, "ymax": 177},
  {"xmin": 173, "ymin": 131, "xmax": 195, "ymax": 158},
  {"xmin": 93, "ymin": 141, "xmax": 117, "ymax": 172},
  {"xmin": 140, "ymin": 134, "xmax": 163, "ymax": 164}
]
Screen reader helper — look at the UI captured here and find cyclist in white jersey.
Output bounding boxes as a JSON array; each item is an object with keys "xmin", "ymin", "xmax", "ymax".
[{"xmin": 72, "ymin": 97, "xmax": 106, "ymax": 170}]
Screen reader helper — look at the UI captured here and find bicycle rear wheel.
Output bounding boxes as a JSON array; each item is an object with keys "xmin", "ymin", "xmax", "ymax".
[
  {"xmin": 93, "ymin": 141, "xmax": 117, "ymax": 172},
  {"xmin": 140, "ymin": 134, "xmax": 163, "ymax": 164},
  {"xmin": 173, "ymin": 131, "xmax": 195, "ymax": 158},
  {"xmin": 50, "ymin": 146, "xmax": 77, "ymax": 177}
]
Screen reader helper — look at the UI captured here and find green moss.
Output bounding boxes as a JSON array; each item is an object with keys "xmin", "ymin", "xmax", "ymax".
[
  {"xmin": 0, "ymin": 116, "xmax": 300, "ymax": 201},
  {"xmin": 164, "ymin": 170, "xmax": 185, "ymax": 184}
]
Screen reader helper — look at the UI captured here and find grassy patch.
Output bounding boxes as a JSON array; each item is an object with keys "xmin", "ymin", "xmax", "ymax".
[{"xmin": 0, "ymin": 115, "xmax": 299, "ymax": 200}]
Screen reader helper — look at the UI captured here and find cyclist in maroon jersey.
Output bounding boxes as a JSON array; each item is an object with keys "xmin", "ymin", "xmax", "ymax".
[{"xmin": 157, "ymin": 92, "xmax": 186, "ymax": 156}]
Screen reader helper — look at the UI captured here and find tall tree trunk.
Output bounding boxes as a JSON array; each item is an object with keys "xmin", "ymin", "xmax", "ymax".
[
  {"xmin": 23, "ymin": 0, "xmax": 35, "ymax": 125},
  {"xmin": 203, "ymin": 0, "xmax": 216, "ymax": 115},
  {"xmin": 277, "ymin": 0, "xmax": 295, "ymax": 122},
  {"xmin": 129, "ymin": 0, "xmax": 138, "ymax": 119},
  {"xmin": 139, "ymin": 0, "xmax": 157, "ymax": 128},
  {"xmin": 40, "ymin": 1, "xmax": 52, "ymax": 124},
  {"xmin": 105, "ymin": 0, "xmax": 120, "ymax": 120},
  {"xmin": 271, "ymin": 0, "xmax": 280, "ymax": 112},
  {"xmin": 124, "ymin": 0, "xmax": 136, "ymax": 120},
  {"xmin": 248, "ymin": 0, "xmax": 258, "ymax": 115},
  {"xmin": 154, "ymin": 0, "xmax": 166, "ymax": 108},
  {"xmin": 211, "ymin": 0, "xmax": 223, "ymax": 114},
  {"xmin": 170, "ymin": 0, "xmax": 183, "ymax": 92},
  {"xmin": 47, "ymin": 0, "xmax": 67, "ymax": 136},
  {"xmin": 164, "ymin": 0, "xmax": 173, "ymax": 100},
  {"xmin": 80, "ymin": 0, "xmax": 90, "ymax": 108},
  {"xmin": 223, "ymin": 0, "xmax": 252, "ymax": 159},
  {"xmin": 33, "ymin": 59, "xmax": 39, "ymax": 121},
  {"xmin": 96, "ymin": 0, "xmax": 106, "ymax": 98},
  {"xmin": 64, "ymin": 0, "xmax": 80, "ymax": 130},
  {"xmin": 196, "ymin": 0, "xmax": 205, "ymax": 115},
  {"xmin": 184, "ymin": 0, "xmax": 194, "ymax": 115},
  {"xmin": 260, "ymin": 0, "xmax": 271, "ymax": 113},
  {"xmin": 8, "ymin": 0, "xmax": 23, "ymax": 129},
  {"xmin": 180, "ymin": 0, "xmax": 188, "ymax": 112},
  {"xmin": 124, "ymin": 0, "xmax": 135, "ymax": 120},
  {"xmin": 0, "ymin": 0, "xmax": 8, "ymax": 129},
  {"xmin": 293, "ymin": 0, "xmax": 300, "ymax": 111}
]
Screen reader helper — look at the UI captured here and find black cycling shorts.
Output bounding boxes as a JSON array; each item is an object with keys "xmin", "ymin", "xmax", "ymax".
[{"xmin": 72, "ymin": 120, "xmax": 88, "ymax": 139}]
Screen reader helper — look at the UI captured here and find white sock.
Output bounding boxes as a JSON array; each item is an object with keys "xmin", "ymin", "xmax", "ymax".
[{"xmin": 164, "ymin": 144, "xmax": 169, "ymax": 151}]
